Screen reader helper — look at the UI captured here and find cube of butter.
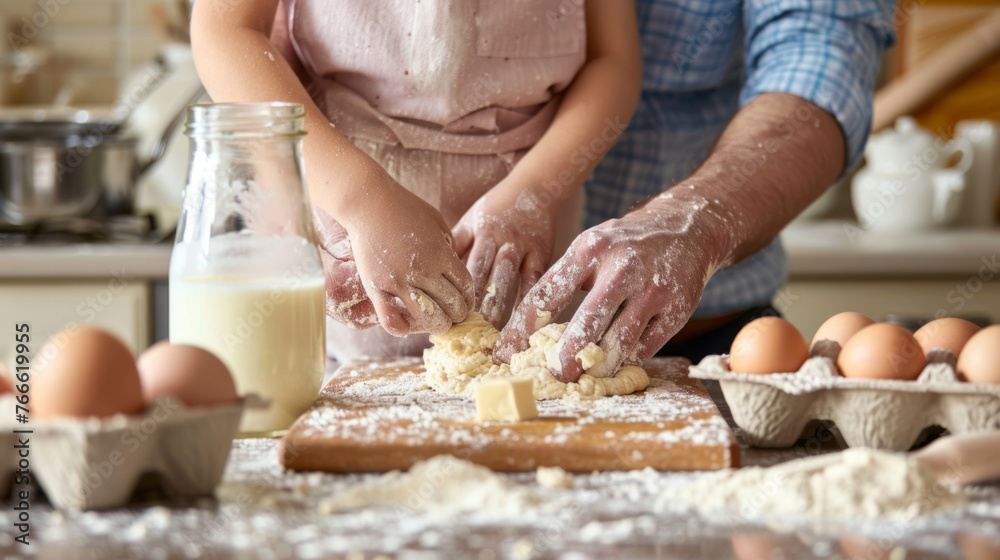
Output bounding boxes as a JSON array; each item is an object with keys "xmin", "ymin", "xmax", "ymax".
[{"xmin": 475, "ymin": 377, "xmax": 538, "ymax": 422}]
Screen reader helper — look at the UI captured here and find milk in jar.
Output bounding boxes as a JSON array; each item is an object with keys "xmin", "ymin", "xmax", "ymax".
[{"xmin": 169, "ymin": 272, "xmax": 325, "ymax": 431}]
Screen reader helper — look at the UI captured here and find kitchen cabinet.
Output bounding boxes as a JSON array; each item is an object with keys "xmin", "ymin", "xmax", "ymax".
[{"xmin": 0, "ymin": 280, "xmax": 151, "ymax": 369}]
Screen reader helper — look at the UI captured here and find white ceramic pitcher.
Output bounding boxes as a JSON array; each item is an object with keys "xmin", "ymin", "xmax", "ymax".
[
  {"xmin": 852, "ymin": 117, "xmax": 974, "ymax": 232},
  {"xmin": 954, "ymin": 120, "xmax": 1000, "ymax": 228}
]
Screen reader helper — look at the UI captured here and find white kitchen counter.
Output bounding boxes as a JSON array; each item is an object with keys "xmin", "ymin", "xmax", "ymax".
[
  {"xmin": 782, "ymin": 221, "xmax": 1000, "ymax": 276},
  {"xmin": 0, "ymin": 243, "xmax": 172, "ymax": 279}
]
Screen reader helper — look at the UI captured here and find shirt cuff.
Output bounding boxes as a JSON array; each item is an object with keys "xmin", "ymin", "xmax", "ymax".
[{"xmin": 740, "ymin": 6, "xmax": 894, "ymax": 174}]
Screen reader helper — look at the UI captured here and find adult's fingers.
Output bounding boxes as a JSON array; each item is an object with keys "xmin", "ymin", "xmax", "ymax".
[
  {"xmin": 494, "ymin": 252, "xmax": 591, "ymax": 364},
  {"xmin": 481, "ymin": 243, "xmax": 522, "ymax": 329},
  {"xmin": 592, "ymin": 300, "xmax": 652, "ymax": 378},
  {"xmin": 554, "ymin": 281, "xmax": 628, "ymax": 383},
  {"xmin": 632, "ymin": 315, "xmax": 682, "ymax": 364}
]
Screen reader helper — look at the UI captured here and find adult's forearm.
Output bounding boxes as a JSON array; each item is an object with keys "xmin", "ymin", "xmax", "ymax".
[{"xmin": 649, "ymin": 92, "xmax": 846, "ymax": 271}]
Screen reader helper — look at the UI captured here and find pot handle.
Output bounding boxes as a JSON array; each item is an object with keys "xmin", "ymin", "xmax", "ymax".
[{"xmin": 138, "ymin": 86, "xmax": 205, "ymax": 176}]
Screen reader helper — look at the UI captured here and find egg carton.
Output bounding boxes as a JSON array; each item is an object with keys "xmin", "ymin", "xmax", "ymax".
[
  {"xmin": 689, "ymin": 355, "xmax": 1000, "ymax": 451},
  {"xmin": 0, "ymin": 395, "xmax": 252, "ymax": 511}
]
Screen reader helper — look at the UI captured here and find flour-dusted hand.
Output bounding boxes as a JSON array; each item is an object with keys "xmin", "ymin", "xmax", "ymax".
[
  {"xmin": 312, "ymin": 207, "xmax": 380, "ymax": 329},
  {"xmin": 343, "ymin": 185, "xmax": 475, "ymax": 336},
  {"xmin": 452, "ymin": 183, "xmax": 560, "ymax": 329},
  {"xmin": 495, "ymin": 192, "xmax": 732, "ymax": 382}
]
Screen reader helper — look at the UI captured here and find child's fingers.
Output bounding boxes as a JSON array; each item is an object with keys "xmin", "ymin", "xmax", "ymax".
[
  {"xmin": 320, "ymin": 251, "xmax": 377, "ymax": 328},
  {"xmin": 451, "ymin": 222, "xmax": 474, "ymax": 261},
  {"xmin": 442, "ymin": 256, "xmax": 476, "ymax": 315},
  {"xmin": 340, "ymin": 299, "xmax": 379, "ymax": 330},
  {"xmin": 481, "ymin": 244, "xmax": 522, "ymax": 329},
  {"xmin": 370, "ymin": 291, "xmax": 412, "ymax": 337},
  {"xmin": 420, "ymin": 274, "xmax": 470, "ymax": 325},
  {"xmin": 465, "ymin": 237, "xmax": 498, "ymax": 304},
  {"xmin": 313, "ymin": 207, "xmax": 353, "ymax": 259},
  {"xmin": 516, "ymin": 250, "xmax": 548, "ymax": 306},
  {"xmin": 397, "ymin": 285, "xmax": 453, "ymax": 335}
]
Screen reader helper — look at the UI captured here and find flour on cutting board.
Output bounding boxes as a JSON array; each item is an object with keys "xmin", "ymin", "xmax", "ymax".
[{"xmin": 295, "ymin": 357, "xmax": 731, "ymax": 450}]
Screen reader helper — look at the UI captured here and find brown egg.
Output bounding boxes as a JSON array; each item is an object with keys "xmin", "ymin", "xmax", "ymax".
[
  {"xmin": 732, "ymin": 534, "xmax": 783, "ymax": 560},
  {"xmin": 0, "ymin": 363, "xmax": 12, "ymax": 394},
  {"xmin": 956, "ymin": 325, "xmax": 1000, "ymax": 384},
  {"xmin": 959, "ymin": 532, "xmax": 1000, "ymax": 560},
  {"xmin": 32, "ymin": 327, "xmax": 145, "ymax": 419},
  {"xmin": 137, "ymin": 342, "xmax": 238, "ymax": 406},
  {"xmin": 729, "ymin": 317, "xmax": 809, "ymax": 374},
  {"xmin": 913, "ymin": 318, "xmax": 980, "ymax": 358},
  {"xmin": 837, "ymin": 323, "xmax": 926, "ymax": 380},
  {"xmin": 840, "ymin": 537, "xmax": 892, "ymax": 560},
  {"xmin": 811, "ymin": 312, "xmax": 874, "ymax": 347}
]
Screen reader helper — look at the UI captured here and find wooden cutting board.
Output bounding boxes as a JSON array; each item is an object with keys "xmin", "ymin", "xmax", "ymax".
[{"xmin": 280, "ymin": 357, "xmax": 740, "ymax": 473}]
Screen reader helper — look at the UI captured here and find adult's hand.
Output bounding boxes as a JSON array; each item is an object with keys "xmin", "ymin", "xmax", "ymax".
[
  {"xmin": 495, "ymin": 92, "xmax": 850, "ymax": 380},
  {"xmin": 494, "ymin": 193, "xmax": 726, "ymax": 382}
]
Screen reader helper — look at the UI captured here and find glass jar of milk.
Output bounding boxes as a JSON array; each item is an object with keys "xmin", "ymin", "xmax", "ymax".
[{"xmin": 170, "ymin": 103, "xmax": 325, "ymax": 435}]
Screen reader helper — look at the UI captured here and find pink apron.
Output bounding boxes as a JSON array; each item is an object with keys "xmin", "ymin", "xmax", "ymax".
[{"xmin": 279, "ymin": 0, "xmax": 586, "ymax": 362}]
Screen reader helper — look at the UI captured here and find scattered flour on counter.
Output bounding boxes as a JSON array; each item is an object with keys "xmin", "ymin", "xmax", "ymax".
[
  {"xmin": 578, "ymin": 515, "xmax": 657, "ymax": 544},
  {"xmin": 536, "ymin": 466, "xmax": 574, "ymax": 489},
  {"xmin": 665, "ymin": 448, "xmax": 967, "ymax": 521},
  {"xmin": 318, "ymin": 455, "xmax": 566, "ymax": 520}
]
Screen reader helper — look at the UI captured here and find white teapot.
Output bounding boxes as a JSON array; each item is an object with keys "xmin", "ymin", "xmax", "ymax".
[{"xmin": 852, "ymin": 117, "xmax": 974, "ymax": 232}]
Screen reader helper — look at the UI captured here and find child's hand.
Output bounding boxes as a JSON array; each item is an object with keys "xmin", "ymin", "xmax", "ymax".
[
  {"xmin": 344, "ymin": 185, "xmax": 475, "ymax": 336},
  {"xmin": 313, "ymin": 207, "xmax": 378, "ymax": 330},
  {"xmin": 452, "ymin": 181, "xmax": 560, "ymax": 328}
]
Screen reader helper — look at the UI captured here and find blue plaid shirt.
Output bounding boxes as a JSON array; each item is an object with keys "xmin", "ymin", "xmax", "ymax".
[{"xmin": 585, "ymin": 0, "xmax": 895, "ymax": 317}]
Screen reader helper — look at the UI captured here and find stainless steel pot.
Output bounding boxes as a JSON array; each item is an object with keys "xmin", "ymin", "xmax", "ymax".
[
  {"xmin": 0, "ymin": 88, "xmax": 201, "ymax": 226},
  {"xmin": 0, "ymin": 125, "xmax": 137, "ymax": 224}
]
